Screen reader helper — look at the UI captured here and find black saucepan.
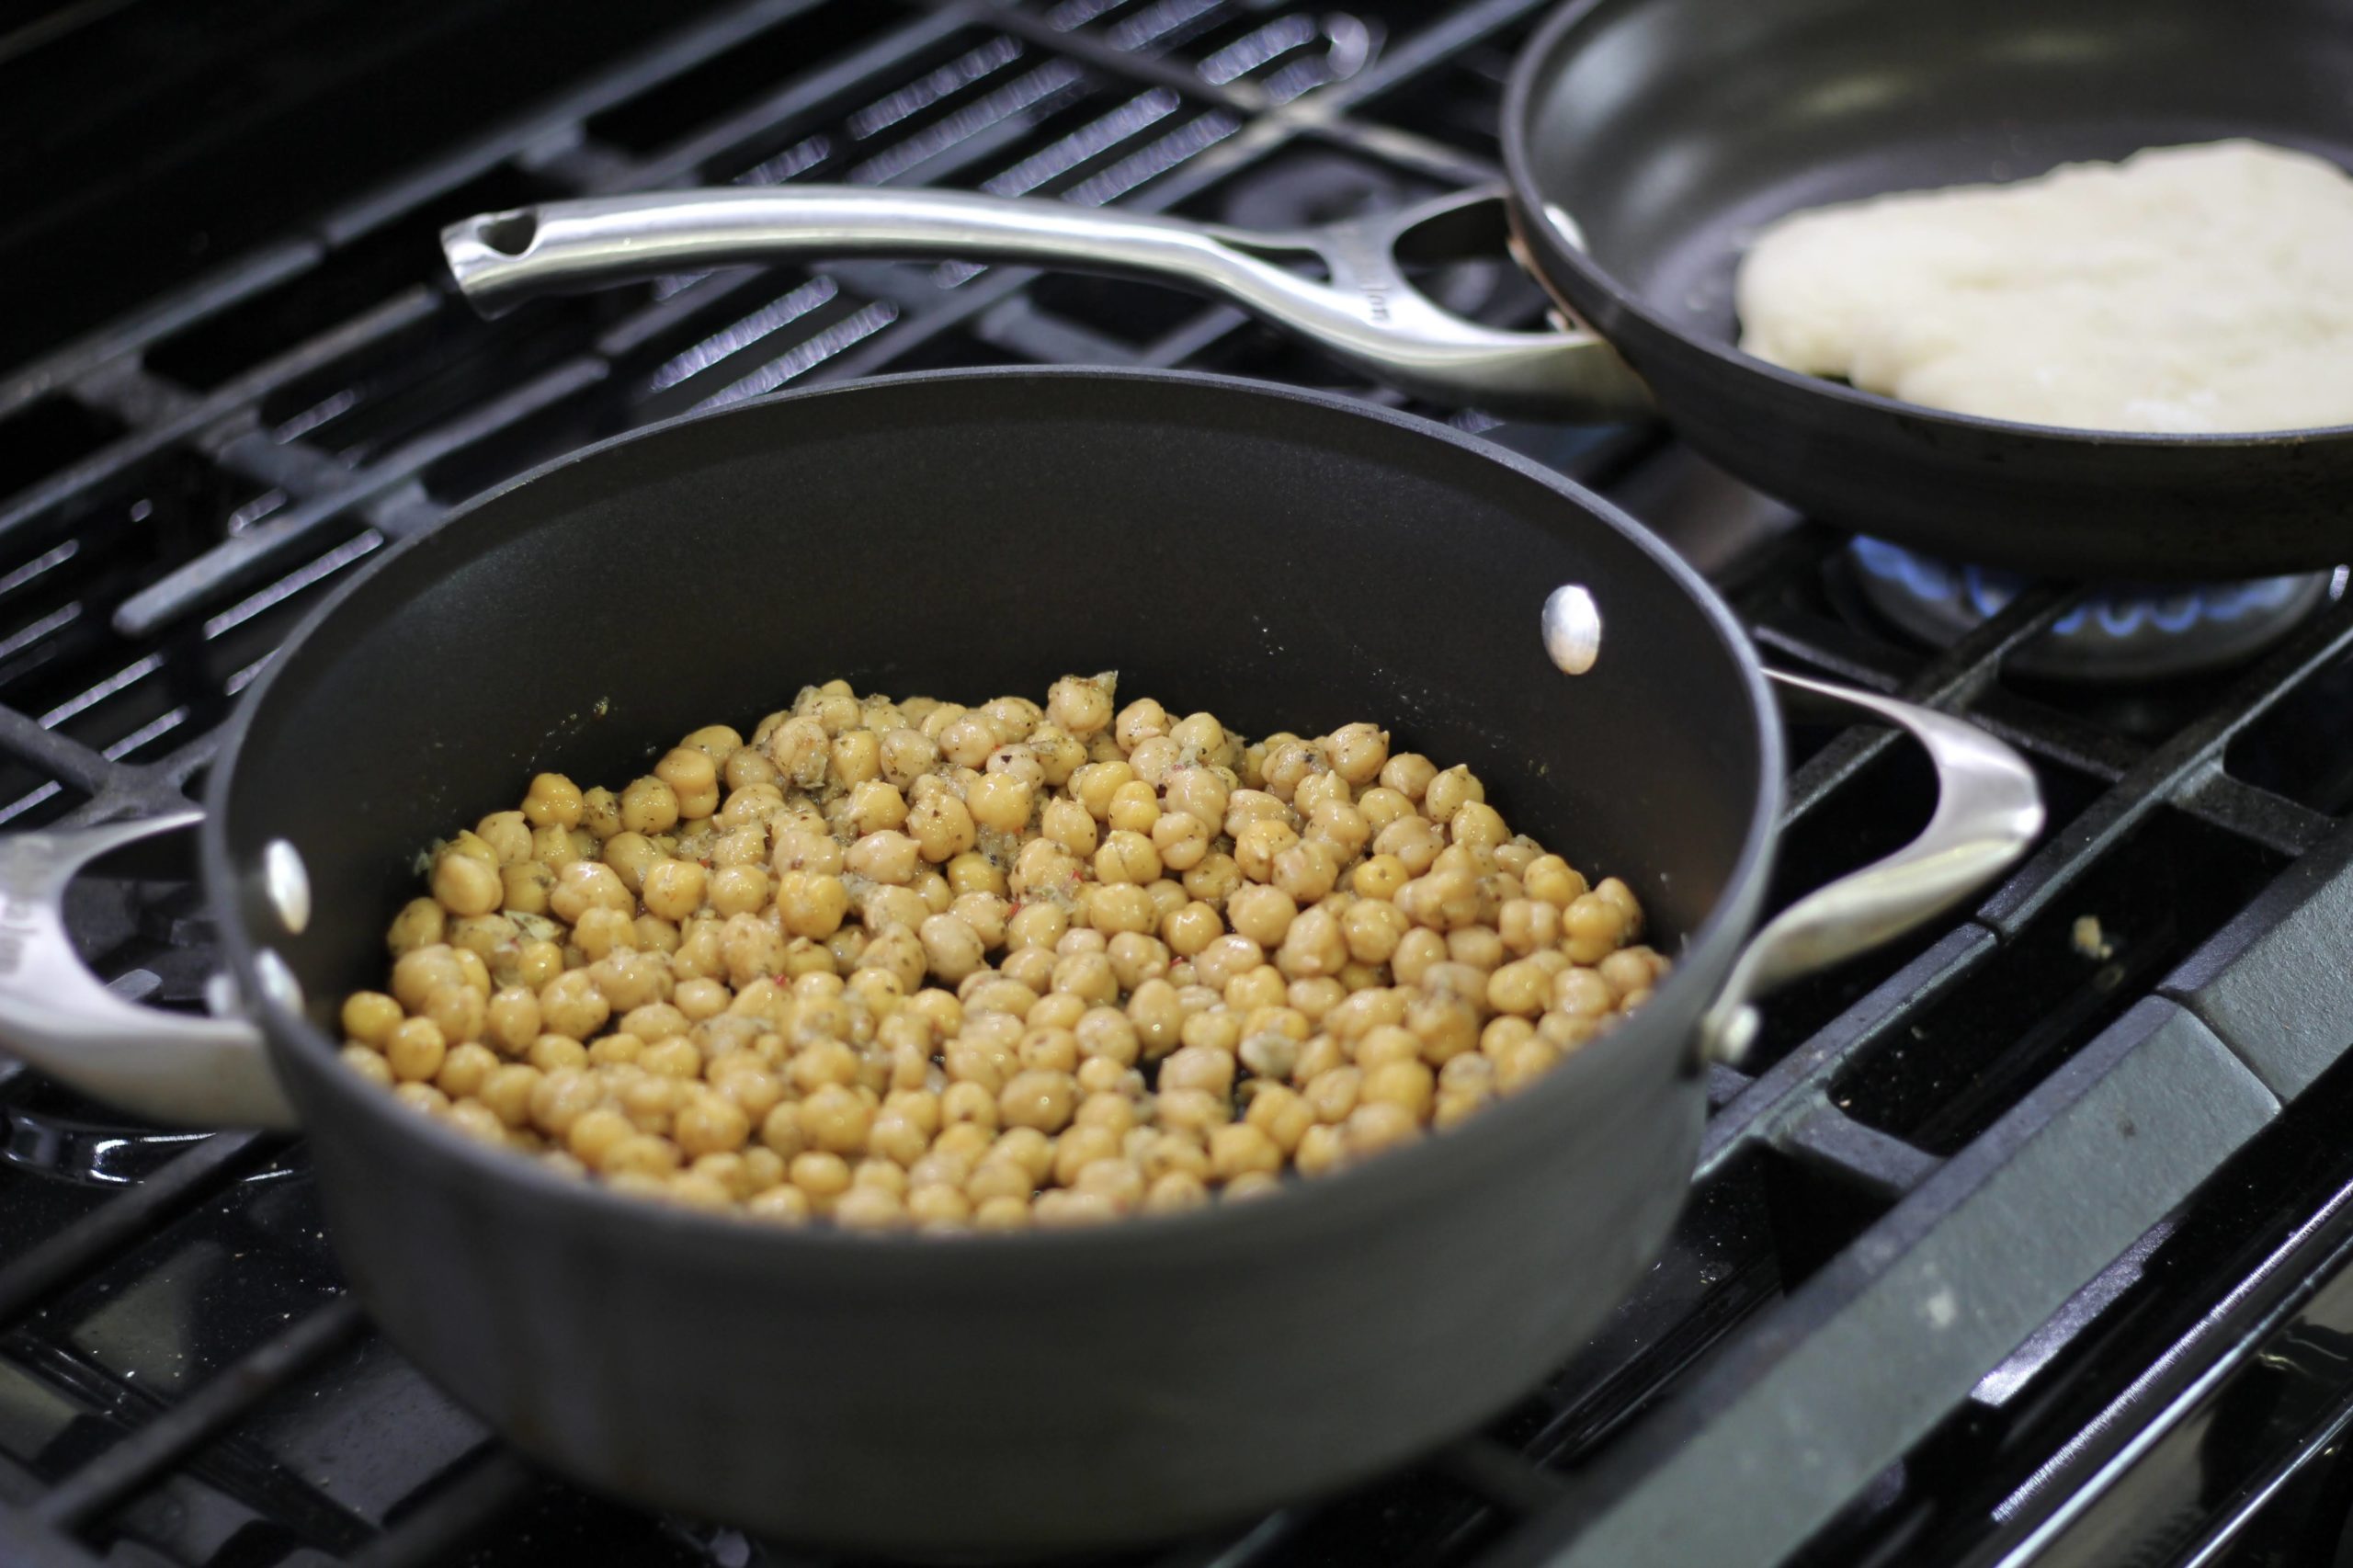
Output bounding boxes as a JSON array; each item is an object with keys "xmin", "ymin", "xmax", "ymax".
[
  {"xmin": 0, "ymin": 370, "xmax": 2037, "ymax": 1556},
  {"xmin": 441, "ymin": 0, "xmax": 2353, "ymax": 582}
]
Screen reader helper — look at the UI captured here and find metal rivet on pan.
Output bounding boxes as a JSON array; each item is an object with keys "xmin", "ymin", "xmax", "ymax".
[
  {"xmin": 1706, "ymin": 1005, "xmax": 1760, "ymax": 1068},
  {"xmin": 1542, "ymin": 585, "xmax": 1602, "ymax": 675},
  {"xmin": 255, "ymin": 949, "xmax": 304, "ymax": 1016},
  {"xmin": 1542, "ymin": 202, "xmax": 1586, "ymax": 251},
  {"xmin": 261, "ymin": 839, "xmax": 311, "ymax": 936},
  {"xmin": 205, "ymin": 971, "xmax": 242, "ymax": 1019}
]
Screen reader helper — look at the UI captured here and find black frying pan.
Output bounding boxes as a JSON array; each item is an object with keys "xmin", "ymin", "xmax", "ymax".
[
  {"xmin": 442, "ymin": 0, "xmax": 2353, "ymax": 582},
  {"xmin": 0, "ymin": 371, "xmax": 2036, "ymax": 1556}
]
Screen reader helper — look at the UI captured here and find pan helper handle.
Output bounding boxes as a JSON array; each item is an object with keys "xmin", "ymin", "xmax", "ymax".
[
  {"xmin": 0, "ymin": 812, "xmax": 297, "ymax": 1128},
  {"xmin": 1698, "ymin": 673, "xmax": 2044, "ymax": 1068},
  {"xmin": 440, "ymin": 185, "xmax": 1653, "ymax": 422}
]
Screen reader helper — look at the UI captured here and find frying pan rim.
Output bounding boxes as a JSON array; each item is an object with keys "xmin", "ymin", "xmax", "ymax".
[
  {"xmin": 201, "ymin": 364, "xmax": 1782, "ymax": 1259},
  {"xmin": 1500, "ymin": 0, "xmax": 2353, "ymax": 450}
]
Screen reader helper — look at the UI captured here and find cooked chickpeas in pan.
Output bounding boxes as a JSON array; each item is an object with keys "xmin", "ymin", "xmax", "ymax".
[{"xmin": 341, "ymin": 675, "xmax": 1661, "ymax": 1233}]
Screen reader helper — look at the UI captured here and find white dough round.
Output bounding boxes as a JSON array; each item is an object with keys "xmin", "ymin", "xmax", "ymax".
[{"xmin": 1733, "ymin": 141, "xmax": 2353, "ymax": 434}]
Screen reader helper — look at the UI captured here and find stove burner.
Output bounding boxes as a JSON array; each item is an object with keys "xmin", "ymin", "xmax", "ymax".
[{"xmin": 1847, "ymin": 537, "xmax": 2333, "ymax": 681}]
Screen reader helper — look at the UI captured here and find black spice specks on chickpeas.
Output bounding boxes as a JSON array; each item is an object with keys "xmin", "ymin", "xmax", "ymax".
[{"xmin": 340, "ymin": 674, "xmax": 1664, "ymax": 1234}]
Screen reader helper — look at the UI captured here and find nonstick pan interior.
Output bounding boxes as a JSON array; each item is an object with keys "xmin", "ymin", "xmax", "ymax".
[
  {"xmin": 1518, "ymin": 0, "xmax": 2353, "ymax": 356},
  {"xmin": 222, "ymin": 370, "xmax": 1772, "ymax": 1021}
]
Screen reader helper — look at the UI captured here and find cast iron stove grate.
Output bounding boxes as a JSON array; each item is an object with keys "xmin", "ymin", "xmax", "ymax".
[{"xmin": 6, "ymin": 3, "xmax": 2353, "ymax": 1565}]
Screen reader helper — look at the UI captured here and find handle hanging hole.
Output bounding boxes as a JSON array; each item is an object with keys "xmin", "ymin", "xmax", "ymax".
[{"xmin": 474, "ymin": 210, "xmax": 539, "ymax": 256}]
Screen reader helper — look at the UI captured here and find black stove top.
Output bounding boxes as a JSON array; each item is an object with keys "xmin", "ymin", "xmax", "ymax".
[{"xmin": 6, "ymin": 4, "xmax": 2353, "ymax": 1565}]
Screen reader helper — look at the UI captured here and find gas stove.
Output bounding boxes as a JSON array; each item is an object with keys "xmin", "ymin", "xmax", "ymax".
[{"xmin": 6, "ymin": 3, "xmax": 2353, "ymax": 1566}]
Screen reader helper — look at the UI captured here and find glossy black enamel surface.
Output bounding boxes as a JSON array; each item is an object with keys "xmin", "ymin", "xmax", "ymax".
[
  {"xmin": 1503, "ymin": 0, "xmax": 2353, "ymax": 580},
  {"xmin": 197, "ymin": 369, "xmax": 1779, "ymax": 1554}
]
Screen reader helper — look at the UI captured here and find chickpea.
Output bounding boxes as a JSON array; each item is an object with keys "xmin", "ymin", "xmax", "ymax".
[
  {"xmin": 749, "ymin": 1185, "xmax": 813, "ymax": 1225},
  {"xmin": 906, "ymin": 794, "xmax": 976, "ymax": 863},
  {"xmin": 341, "ymin": 991, "xmax": 402, "ymax": 1048},
  {"xmin": 579, "ymin": 787, "xmax": 622, "ymax": 840},
  {"xmin": 1288, "ymin": 977, "xmax": 1346, "ymax": 1022},
  {"xmin": 1245, "ymin": 1083, "xmax": 1315, "ymax": 1153},
  {"xmin": 1035, "ymin": 993, "xmax": 1086, "ymax": 1030},
  {"xmin": 1101, "ymin": 932, "xmax": 1165, "ymax": 993},
  {"xmin": 1205, "ymin": 1120, "xmax": 1280, "ymax": 1183},
  {"xmin": 1322, "ymin": 722, "xmax": 1389, "ymax": 785},
  {"xmin": 529, "ymin": 1034, "xmax": 588, "ymax": 1074},
  {"xmin": 1153, "ymin": 753, "xmax": 1223, "ymax": 819},
  {"xmin": 1108, "ymin": 699, "xmax": 1165, "ymax": 752},
  {"xmin": 1295, "ymin": 1122, "xmax": 1347, "ymax": 1177},
  {"xmin": 828, "ymin": 730, "xmax": 881, "ymax": 790},
  {"xmin": 477, "ymin": 1062, "xmax": 541, "ymax": 1128},
  {"xmin": 1154, "ymin": 900, "xmax": 1218, "ymax": 959},
  {"xmin": 430, "ymin": 847, "xmax": 502, "ymax": 918},
  {"xmin": 1378, "ymin": 753, "xmax": 1438, "ymax": 801},
  {"xmin": 1498, "ymin": 897, "xmax": 1563, "ymax": 956},
  {"xmin": 999, "ymin": 1070, "xmax": 1078, "ymax": 1133},
  {"xmin": 672, "ymin": 1094, "xmax": 749, "ymax": 1160},
  {"xmin": 614, "ymin": 777, "xmax": 677, "ymax": 836},
  {"xmin": 790, "ymin": 1151, "xmax": 854, "ymax": 1204},
  {"xmin": 1228, "ymin": 818, "xmax": 1294, "ymax": 883},
  {"xmin": 1046, "ymin": 676, "xmax": 1113, "ymax": 738},
  {"xmin": 1362, "ymin": 1058, "xmax": 1437, "ymax": 1122},
  {"xmin": 1068, "ymin": 1088, "xmax": 1132, "ymax": 1135},
  {"xmin": 961, "ymin": 1194, "xmax": 1024, "ymax": 1231},
  {"xmin": 340, "ymin": 1044, "xmax": 394, "ymax": 1087},
  {"xmin": 1145, "ymin": 1170, "xmax": 1209, "ymax": 1213},
  {"xmin": 1276, "ymin": 906, "xmax": 1347, "ymax": 980},
  {"xmin": 1260, "ymin": 739, "xmax": 1325, "ymax": 803},
  {"xmin": 653, "ymin": 747, "xmax": 720, "ymax": 822},
  {"xmin": 1487, "ymin": 959, "xmax": 1552, "ymax": 1017},
  {"xmin": 1397, "ymin": 866, "xmax": 1478, "ymax": 932},
  {"xmin": 592, "ymin": 949, "xmax": 672, "ymax": 1012},
  {"xmin": 1451, "ymin": 801, "xmax": 1508, "ymax": 855},
  {"xmin": 1085, "ymin": 883, "xmax": 1155, "ymax": 937},
  {"xmin": 986, "ymin": 745, "xmax": 1046, "ymax": 792},
  {"xmin": 467, "ymin": 812, "xmax": 529, "ymax": 867},
  {"xmin": 539, "ymin": 970, "xmax": 610, "ymax": 1040},
  {"xmin": 1073, "ymin": 1158, "xmax": 1146, "ymax": 1213},
  {"xmin": 1446, "ymin": 926, "xmax": 1506, "ymax": 971},
  {"xmin": 1270, "ymin": 841, "xmax": 1340, "ymax": 905},
  {"xmin": 989, "ymin": 1126, "xmax": 1051, "ymax": 1184},
  {"xmin": 436, "ymin": 1040, "xmax": 498, "ymax": 1100},
  {"xmin": 516, "ymin": 938, "xmax": 565, "ymax": 990},
  {"xmin": 1181, "ymin": 851, "xmax": 1243, "ymax": 907},
  {"xmin": 1304, "ymin": 1066, "xmax": 1361, "ymax": 1124},
  {"xmin": 1405, "ymin": 993, "xmax": 1479, "ymax": 1064},
  {"xmin": 1086, "ymin": 829, "xmax": 1153, "ymax": 886},
  {"xmin": 1222, "ymin": 964, "xmax": 1285, "ymax": 1017},
  {"xmin": 968, "ymin": 772, "xmax": 1034, "ymax": 835},
  {"xmin": 522, "ymin": 772, "xmax": 585, "ymax": 829},
  {"xmin": 1599, "ymin": 946, "xmax": 1662, "ymax": 1000},
  {"xmin": 549, "ymin": 861, "xmax": 630, "ymax": 925},
  {"xmin": 500, "ymin": 861, "xmax": 555, "ymax": 916},
  {"xmin": 1563, "ymin": 892, "xmax": 1629, "ymax": 964},
  {"xmin": 383, "ymin": 1017, "xmax": 447, "ymax": 1083},
  {"xmin": 1159, "ymin": 710, "xmax": 1218, "ymax": 756},
  {"xmin": 1495, "ymin": 1037, "xmax": 1563, "ymax": 1095}
]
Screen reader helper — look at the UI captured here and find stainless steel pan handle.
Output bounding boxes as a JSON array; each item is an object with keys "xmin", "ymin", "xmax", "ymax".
[
  {"xmin": 440, "ymin": 186, "xmax": 1654, "ymax": 421},
  {"xmin": 0, "ymin": 812, "xmax": 298, "ymax": 1128},
  {"xmin": 1698, "ymin": 671, "xmax": 2044, "ymax": 1066}
]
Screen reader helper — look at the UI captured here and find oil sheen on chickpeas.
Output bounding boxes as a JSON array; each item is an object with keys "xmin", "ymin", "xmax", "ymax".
[{"xmin": 339, "ymin": 675, "xmax": 1664, "ymax": 1234}]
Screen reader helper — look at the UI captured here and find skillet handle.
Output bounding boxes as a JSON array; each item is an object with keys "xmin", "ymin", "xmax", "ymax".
[
  {"xmin": 0, "ymin": 812, "xmax": 299, "ymax": 1129},
  {"xmin": 438, "ymin": 185, "xmax": 1653, "ymax": 421},
  {"xmin": 1696, "ymin": 674, "xmax": 2044, "ymax": 1067}
]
